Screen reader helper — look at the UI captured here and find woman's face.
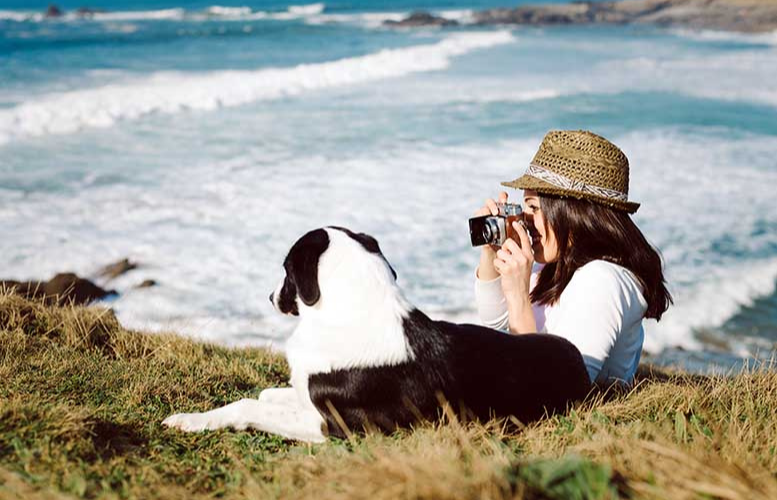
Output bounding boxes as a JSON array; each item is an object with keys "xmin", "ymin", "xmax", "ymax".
[{"xmin": 523, "ymin": 190, "xmax": 559, "ymax": 264}]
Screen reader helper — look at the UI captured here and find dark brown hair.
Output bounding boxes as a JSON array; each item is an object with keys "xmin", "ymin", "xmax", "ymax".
[{"xmin": 530, "ymin": 194, "xmax": 672, "ymax": 320}]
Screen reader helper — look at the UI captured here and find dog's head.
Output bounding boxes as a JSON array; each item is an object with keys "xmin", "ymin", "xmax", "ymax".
[{"xmin": 270, "ymin": 226, "xmax": 398, "ymax": 317}]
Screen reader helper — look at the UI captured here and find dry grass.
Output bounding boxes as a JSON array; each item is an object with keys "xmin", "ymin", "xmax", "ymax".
[{"xmin": 1, "ymin": 291, "xmax": 776, "ymax": 499}]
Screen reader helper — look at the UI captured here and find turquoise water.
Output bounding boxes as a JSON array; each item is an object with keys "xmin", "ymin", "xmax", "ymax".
[{"xmin": 1, "ymin": 1, "xmax": 776, "ymax": 371}]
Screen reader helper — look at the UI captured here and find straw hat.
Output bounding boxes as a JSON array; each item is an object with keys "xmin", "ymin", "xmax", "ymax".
[{"xmin": 501, "ymin": 130, "xmax": 640, "ymax": 213}]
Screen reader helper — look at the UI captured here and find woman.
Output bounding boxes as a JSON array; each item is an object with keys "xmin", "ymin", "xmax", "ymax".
[{"xmin": 474, "ymin": 130, "xmax": 672, "ymax": 386}]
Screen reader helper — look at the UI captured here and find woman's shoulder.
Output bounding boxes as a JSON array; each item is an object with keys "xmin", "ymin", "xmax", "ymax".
[{"xmin": 569, "ymin": 260, "xmax": 646, "ymax": 303}]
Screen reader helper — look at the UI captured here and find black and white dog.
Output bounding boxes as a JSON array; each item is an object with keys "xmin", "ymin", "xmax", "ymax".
[{"xmin": 163, "ymin": 226, "xmax": 591, "ymax": 442}]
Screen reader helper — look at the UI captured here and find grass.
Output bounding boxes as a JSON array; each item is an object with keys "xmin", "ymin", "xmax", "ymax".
[{"xmin": 1, "ymin": 291, "xmax": 776, "ymax": 499}]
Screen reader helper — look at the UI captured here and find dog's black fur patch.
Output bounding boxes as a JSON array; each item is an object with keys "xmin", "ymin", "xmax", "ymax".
[
  {"xmin": 281, "ymin": 228, "xmax": 330, "ymax": 313},
  {"xmin": 309, "ymin": 309, "xmax": 591, "ymax": 438}
]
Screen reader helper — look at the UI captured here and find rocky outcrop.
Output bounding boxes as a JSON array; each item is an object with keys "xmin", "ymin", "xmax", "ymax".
[
  {"xmin": 98, "ymin": 258, "xmax": 138, "ymax": 281},
  {"xmin": 1, "ymin": 273, "xmax": 115, "ymax": 306},
  {"xmin": 386, "ymin": 0, "xmax": 777, "ymax": 33},
  {"xmin": 384, "ymin": 11, "xmax": 460, "ymax": 27},
  {"xmin": 1, "ymin": 258, "xmax": 158, "ymax": 305},
  {"xmin": 45, "ymin": 4, "xmax": 63, "ymax": 18},
  {"xmin": 134, "ymin": 279, "xmax": 157, "ymax": 289},
  {"xmin": 42, "ymin": 5, "xmax": 108, "ymax": 19}
]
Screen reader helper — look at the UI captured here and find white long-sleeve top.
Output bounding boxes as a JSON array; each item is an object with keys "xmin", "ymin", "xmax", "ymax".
[{"xmin": 474, "ymin": 260, "xmax": 647, "ymax": 385}]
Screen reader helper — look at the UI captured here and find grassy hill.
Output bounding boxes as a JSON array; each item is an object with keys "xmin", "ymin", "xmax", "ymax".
[{"xmin": 1, "ymin": 292, "xmax": 776, "ymax": 499}]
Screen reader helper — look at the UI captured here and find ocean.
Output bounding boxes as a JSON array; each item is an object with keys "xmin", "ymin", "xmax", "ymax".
[{"xmin": 2, "ymin": 0, "xmax": 776, "ymax": 373}]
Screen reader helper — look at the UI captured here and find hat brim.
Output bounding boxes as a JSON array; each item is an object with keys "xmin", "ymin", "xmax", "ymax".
[{"xmin": 501, "ymin": 175, "xmax": 640, "ymax": 214}]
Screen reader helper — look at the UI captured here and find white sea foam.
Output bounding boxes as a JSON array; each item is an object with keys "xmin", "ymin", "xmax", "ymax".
[
  {"xmin": 0, "ymin": 31, "xmax": 515, "ymax": 145},
  {"xmin": 2, "ymin": 129, "xmax": 776, "ymax": 350},
  {"xmin": 204, "ymin": 6, "xmax": 253, "ymax": 18},
  {"xmin": 0, "ymin": 10, "xmax": 42, "ymax": 22},
  {"xmin": 644, "ymin": 258, "xmax": 777, "ymax": 353},
  {"xmin": 288, "ymin": 3, "xmax": 325, "ymax": 16},
  {"xmin": 0, "ymin": 4, "xmax": 323, "ymax": 23},
  {"xmin": 598, "ymin": 49, "xmax": 777, "ymax": 108},
  {"xmin": 89, "ymin": 8, "xmax": 185, "ymax": 21},
  {"xmin": 305, "ymin": 11, "xmax": 408, "ymax": 28},
  {"xmin": 671, "ymin": 28, "xmax": 777, "ymax": 46}
]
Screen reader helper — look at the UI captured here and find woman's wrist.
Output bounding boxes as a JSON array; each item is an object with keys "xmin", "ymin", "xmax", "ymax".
[
  {"xmin": 477, "ymin": 247, "xmax": 499, "ymax": 281},
  {"xmin": 505, "ymin": 293, "xmax": 536, "ymax": 334}
]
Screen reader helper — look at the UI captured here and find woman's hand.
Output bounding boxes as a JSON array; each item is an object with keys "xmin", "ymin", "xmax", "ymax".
[
  {"xmin": 494, "ymin": 220, "xmax": 537, "ymax": 334},
  {"xmin": 475, "ymin": 192, "xmax": 508, "ymax": 281},
  {"xmin": 493, "ymin": 220, "xmax": 534, "ymax": 300}
]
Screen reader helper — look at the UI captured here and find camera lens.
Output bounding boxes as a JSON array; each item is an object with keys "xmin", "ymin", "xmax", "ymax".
[
  {"xmin": 482, "ymin": 219, "xmax": 500, "ymax": 245},
  {"xmin": 482, "ymin": 224, "xmax": 492, "ymax": 243}
]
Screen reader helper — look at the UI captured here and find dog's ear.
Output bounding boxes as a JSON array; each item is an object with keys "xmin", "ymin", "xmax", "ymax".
[{"xmin": 286, "ymin": 228, "xmax": 329, "ymax": 306}]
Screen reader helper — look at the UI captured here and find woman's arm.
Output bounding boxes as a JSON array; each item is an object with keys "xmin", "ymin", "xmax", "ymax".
[
  {"xmin": 473, "ymin": 192, "xmax": 537, "ymax": 333},
  {"xmin": 474, "ymin": 271, "xmax": 510, "ymax": 331}
]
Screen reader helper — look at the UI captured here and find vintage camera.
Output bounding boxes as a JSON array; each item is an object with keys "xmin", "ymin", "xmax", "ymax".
[{"xmin": 469, "ymin": 203, "xmax": 525, "ymax": 247}]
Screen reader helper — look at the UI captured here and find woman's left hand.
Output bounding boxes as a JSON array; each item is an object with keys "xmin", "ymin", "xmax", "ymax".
[{"xmin": 493, "ymin": 221, "xmax": 535, "ymax": 300}]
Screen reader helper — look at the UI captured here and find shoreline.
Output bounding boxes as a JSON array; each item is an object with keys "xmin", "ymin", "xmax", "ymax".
[{"xmin": 386, "ymin": 0, "xmax": 777, "ymax": 34}]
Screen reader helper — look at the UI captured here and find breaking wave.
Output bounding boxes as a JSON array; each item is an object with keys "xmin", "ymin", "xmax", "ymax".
[{"xmin": 0, "ymin": 31, "xmax": 515, "ymax": 144}]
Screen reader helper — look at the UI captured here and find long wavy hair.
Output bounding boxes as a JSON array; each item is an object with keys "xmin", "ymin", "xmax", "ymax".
[{"xmin": 530, "ymin": 194, "xmax": 673, "ymax": 320}]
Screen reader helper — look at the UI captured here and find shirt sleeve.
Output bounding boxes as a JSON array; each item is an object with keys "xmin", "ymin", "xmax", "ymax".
[
  {"xmin": 548, "ymin": 262, "xmax": 642, "ymax": 383},
  {"xmin": 474, "ymin": 268, "xmax": 510, "ymax": 331},
  {"xmin": 474, "ymin": 263, "xmax": 545, "ymax": 332}
]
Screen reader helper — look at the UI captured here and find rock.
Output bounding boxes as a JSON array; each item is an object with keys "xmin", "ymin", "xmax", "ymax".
[
  {"xmin": 44, "ymin": 273, "xmax": 115, "ymax": 305},
  {"xmin": 45, "ymin": 4, "xmax": 63, "ymax": 18},
  {"xmin": 473, "ymin": 3, "xmax": 596, "ymax": 25},
  {"xmin": 1, "ymin": 273, "xmax": 114, "ymax": 306},
  {"xmin": 384, "ymin": 11, "xmax": 460, "ymax": 27},
  {"xmin": 98, "ymin": 258, "xmax": 138, "ymax": 281},
  {"xmin": 75, "ymin": 7, "xmax": 106, "ymax": 18},
  {"xmin": 464, "ymin": 0, "xmax": 777, "ymax": 33},
  {"xmin": 134, "ymin": 279, "xmax": 157, "ymax": 289}
]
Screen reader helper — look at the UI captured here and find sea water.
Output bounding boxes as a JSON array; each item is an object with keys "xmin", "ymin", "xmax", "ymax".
[{"xmin": 2, "ymin": 0, "xmax": 776, "ymax": 372}]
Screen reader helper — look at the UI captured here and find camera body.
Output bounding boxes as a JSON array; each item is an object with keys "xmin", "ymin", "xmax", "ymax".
[{"xmin": 469, "ymin": 203, "xmax": 524, "ymax": 247}]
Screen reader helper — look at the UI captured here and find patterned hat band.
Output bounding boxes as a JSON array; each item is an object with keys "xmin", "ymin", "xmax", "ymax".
[{"xmin": 525, "ymin": 163, "xmax": 629, "ymax": 202}]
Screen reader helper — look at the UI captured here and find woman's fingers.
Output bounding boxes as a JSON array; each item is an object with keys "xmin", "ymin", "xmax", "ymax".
[
  {"xmin": 501, "ymin": 239, "xmax": 526, "ymax": 263},
  {"xmin": 475, "ymin": 193, "xmax": 510, "ymax": 217},
  {"xmin": 485, "ymin": 198, "xmax": 499, "ymax": 216},
  {"xmin": 513, "ymin": 221, "xmax": 534, "ymax": 259}
]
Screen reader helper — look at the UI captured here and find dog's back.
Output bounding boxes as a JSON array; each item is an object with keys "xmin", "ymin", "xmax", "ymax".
[
  {"xmin": 443, "ymin": 320, "xmax": 592, "ymax": 424},
  {"xmin": 308, "ymin": 309, "xmax": 591, "ymax": 438}
]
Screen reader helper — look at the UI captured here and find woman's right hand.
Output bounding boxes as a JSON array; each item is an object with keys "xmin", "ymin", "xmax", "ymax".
[{"xmin": 475, "ymin": 191, "xmax": 509, "ymax": 281}]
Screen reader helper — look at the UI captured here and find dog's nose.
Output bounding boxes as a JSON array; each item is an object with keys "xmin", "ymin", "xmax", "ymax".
[{"xmin": 269, "ymin": 292, "xmax": 274, "ymax": 304}]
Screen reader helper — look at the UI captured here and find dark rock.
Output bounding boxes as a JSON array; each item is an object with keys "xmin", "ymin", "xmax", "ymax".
[
  {"xmin": 1, "ymin": 273, "xmax": 114, "ymax": 306},
  {"xmin": 384, "ymin": 11, "xmax": 459, "ymax": 27},
  {"xmin": 134, "ymin": 279, "xmax": 157, "ymax": 289},
  {"xmin": 98, "ymin": 258, "xmax": 138, "ymax": 281},
  {"xmin": 45, "ymin": 4, "xmax": 63, "ymax": 18}
]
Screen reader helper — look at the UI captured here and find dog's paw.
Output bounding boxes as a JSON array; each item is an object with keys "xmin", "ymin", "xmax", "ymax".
[{"xmin": 162, "ymin": 412, "xmax": 215, "ymax": 432}]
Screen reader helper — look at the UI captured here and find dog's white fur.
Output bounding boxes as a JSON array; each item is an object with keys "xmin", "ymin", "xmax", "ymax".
[{"xmin": 162, "ymin": 227, "xmax": 414, "ymax": 442}]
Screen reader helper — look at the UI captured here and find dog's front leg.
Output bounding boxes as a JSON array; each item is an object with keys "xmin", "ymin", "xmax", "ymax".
[
  {"xmin": 257, "ymin": 387, "xmax": 299, "ymax": 406},
  {"xmin": 162, "ymin": 399, "xmax": 327, "ymax": 443}
]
